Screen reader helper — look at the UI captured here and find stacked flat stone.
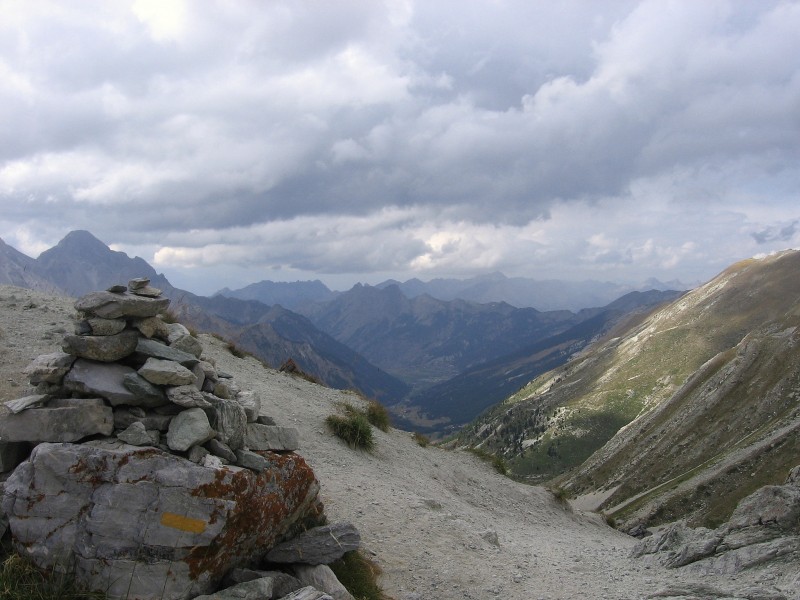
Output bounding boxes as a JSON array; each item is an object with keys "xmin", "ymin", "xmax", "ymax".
[
  {"xmin": 0, "ymin": 279, "xmax": 363, "ymax": 600},
  {"xmin": 0, "ymin": 277, "xmax": 301, "ymax": 474}
]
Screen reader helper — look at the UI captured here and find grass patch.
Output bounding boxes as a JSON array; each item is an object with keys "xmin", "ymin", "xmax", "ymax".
[
  {"xmin": 326, "ymin": 412, "xmax": 375, "ymax": 451},
  {"xmin": 412, "ymin": 432, "xmax": 430, "ymax": 447},
  {"xmin": 467, "ymin": 447, "xmax": 508, "ymax": 476},
  {"xmin": 329, "ymin": 550, "xmax": 388, "ymax": 600},
  {"xmin": 365, "ymin": 400, "xmax": 390, "ymax": 432},
  {"xmin": 548, "ymin": 486, "xmax": 571, "ymax": 505},
  {"xmin": 0, "ymin": 553, "xmax": 102, "ymax": 600}
]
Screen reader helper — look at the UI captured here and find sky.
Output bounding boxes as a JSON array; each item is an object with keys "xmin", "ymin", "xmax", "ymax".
[{"xmin": 0, "ymin": 0, "xmax": 798, "ymax": 295}]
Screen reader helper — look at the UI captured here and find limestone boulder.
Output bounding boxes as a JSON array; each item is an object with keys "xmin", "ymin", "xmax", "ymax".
[{"xmin": 2, "ymin": 441, "xmax": 321, "ymax": 600}]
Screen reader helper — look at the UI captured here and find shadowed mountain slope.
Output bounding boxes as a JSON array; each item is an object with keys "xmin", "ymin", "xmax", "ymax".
[{"xmin": 457, "ymin": 250, "xmax": 800, "ymax": 529}]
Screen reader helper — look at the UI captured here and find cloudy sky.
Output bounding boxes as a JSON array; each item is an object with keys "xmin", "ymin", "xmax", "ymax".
[{"xmin": 1, "ymin": 0, "xmax": 798, "ymax": 295}]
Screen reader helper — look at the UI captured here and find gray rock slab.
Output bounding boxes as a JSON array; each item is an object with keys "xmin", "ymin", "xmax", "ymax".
[
  {"xmin": 293, "ymin": 565, "xmax": 355, "ymax": 600},
  {"xmin": 167, "ymin": 407, "xmax": 216, "ymax": 452},
  {"xmin": 75, "ymin": 290, "xmax": 169, "ymax": 319},
  {"xmin": 117, "ymin": 422, "xmax": 159, "ymax": 446},
  {"xmin": 194, "ymin": 578, "xmax": 274, "ymax": 600},
  {"xmin": 166, "ymin": 322, "xmax": 191, "ymax": 344},
  {"xmin": 167, "ymin": 385, "xmax": 211, "ymax": 408},
  {"xmin": 135, "ymin": 338, "xmax": 200, "ymax": 367},
  {"xmin": 64, "ymin": 359, "xmax": 138, "ymax": 406},
  {"xmin": 122, "ymin": 372, "xmax": 168, "ymax": 407},
  {"xmin": 205, "ymin": 439, "xmax": 237, "ymax": 463},
  {"xmin": 61, "ymin": 330, "xmax": 139, "ymax": 362},
  {"xmin": 246, "ymin": 423, "xmax": 300, "ymax": 452},
  {"xmin": 113, "ymin": 407, "xmax": 174, "ymax": 432},
  {"xmin": 131, "ymin": 316, "xmax": 169, "ymax": 339},
  {"xmin": 23, "ymin": 352, "xmax": 76, "ymax": 384},
  {"xmin": 0, "ymin": 400, "xmax": 113, "ymax": 442},
  {"xmin": 236, "ymin": 390, "xmax": 261, "ymax": 423},
  {"xmin": 171, "ymin": 334, "xmax": 203, "ymax": 358},
  {"xmin": 139, "ymin": 358, "xmax": 196, "ymax": 386},
  {"xmin": 84, "ymin": 317, "xmax": 127, "ymax": 336},
  {"xmin": 5, "ymin": 394, "xmax": 48, "ymax": 414},
  {"xmin": 278, "ymin": 587, "xmax": 334, "ymax": 600},
  {"xmin": 235, "ymin": 449, "xmax": 269, "ymax": 472},
  {"xmin": 265, "ymin": 523, "xmax": 361, "ymax": 565},
  {"xmin": 224, "ymin": 569, "xmax": 302, "ymax": 597},
  {"xmin": 204, "ymin": 395, "xmax": 247, "ymax": 450}
]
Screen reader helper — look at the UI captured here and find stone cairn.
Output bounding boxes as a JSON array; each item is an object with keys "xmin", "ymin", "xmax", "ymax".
[{"xmin": 0, "ymin": 278, "xmax": 361, "ymax": 600}]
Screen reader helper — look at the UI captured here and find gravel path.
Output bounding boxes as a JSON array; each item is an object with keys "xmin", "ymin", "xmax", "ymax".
[{"xmin": 1, "ymin": 285, "xmax": 795, "ymax": 600}]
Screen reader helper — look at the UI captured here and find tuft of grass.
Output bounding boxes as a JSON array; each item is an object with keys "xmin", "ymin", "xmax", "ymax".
[
  {"xmin": 467, "ymin": 447, "xmax": 508, "ymax": 476},
  {"xmin": 329, "ymin": 550, "xmax": 387, "ymax": 600},
  {"xmin": 0, "ymin": 553, "xmax": 103, "ymax": 600},
  {"xmin": 412, "ymin": 432, "xmax": 430, "ymax": 447},
  {"xmin": 548, "ymin": 486, "xmax": 571, "ymax": 505},
  {"xmin": 326, "ymin": 413, "xmax": 374, "ymax": 451},
  {"xmin": 365, "ymin": 400, "xmax": 390, "ymax": 432}
]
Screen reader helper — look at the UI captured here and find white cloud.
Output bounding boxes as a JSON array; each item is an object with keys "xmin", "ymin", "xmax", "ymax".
[{"xmin": 0, "ymin": 0, "xmax": 798, "ymax": 293}]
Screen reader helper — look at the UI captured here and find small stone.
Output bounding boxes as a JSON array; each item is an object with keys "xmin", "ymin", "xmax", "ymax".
[
  {"xmin": 122, "ymin": 372, "xmax": 169, "ymax": 407},
  {"xmin": 23, "ymin": 352, "xmax": 75, "ymax": 385},
  {"xmin": 131, "ymin": 316, "xmax": 169, "ymax": 339},
  {"xmin": 166, "ymin": 385, "xmax": 211, "ymax": 408},
  {"xmin": 205, "ymin": 439, "xmax": 236, "ymax": 463},
  {"xmin": 136, "ymin": 338, "xmax": 200, "ymax": 367},
  {"xmin": 139, "ymin": 358, "xmax": 196, "ymax": 386},
  {"xmin": 4, "ymin": 394, "xmax": 48, "ymax": 414},
  {"xmin": 61, "ymin": 330, "xmax": 139, "ymax": 362},
  {"xmin": 235, "ymin": 449, "xmax": 269, "ymax": 472},
  {"xmin": 171, "ymin": 334, "xmax": 203, "ymax": 358},
  {"xmin": 117, "ymin": 422, "xmax": 159, "ymax": 446},
  {"xmin": 188, "ymin": 445, "xmax": 210, "ymax": 463},
  {"xmin": 265, "ymin": 523, "xmax": 361, "ymax": 565},
  {"xmin": 166, "ymin": 407, "xmax": 215, "ymax": 452},
  {"xmin": 237, "ymin": 390, "xmax": 261, "ymax": 423},
  {"xmin": 84, "ymin": 317, "xmax": 127, "ymax": 336},
  {"xmin": 127, "ymin": 277, "xmax": 150, "ymax": 290}
]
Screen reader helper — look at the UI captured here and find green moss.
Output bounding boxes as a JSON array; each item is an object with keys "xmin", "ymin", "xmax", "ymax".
[{"xmin": 329, "ymin": 551, "xmax": 387, "ymax": 600}]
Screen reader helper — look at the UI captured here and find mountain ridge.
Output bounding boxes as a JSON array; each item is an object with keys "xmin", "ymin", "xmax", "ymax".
[{"xmin": 456, "ymin": 249, "xmax": 800, "ymax": 530}]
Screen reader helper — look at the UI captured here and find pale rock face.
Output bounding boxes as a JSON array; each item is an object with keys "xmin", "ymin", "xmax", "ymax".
[{"xmin": 2, "ymin": 441, "xmax": 321, "ymax": 600}]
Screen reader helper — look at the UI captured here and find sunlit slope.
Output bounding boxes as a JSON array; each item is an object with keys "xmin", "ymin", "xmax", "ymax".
[{"xmin": 458, "ymin": 250, "xmax": 800, "ymax": 527}]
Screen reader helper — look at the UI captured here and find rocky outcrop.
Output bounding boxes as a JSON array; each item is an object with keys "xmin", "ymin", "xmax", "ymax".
[
  {"xmin": 632, "ymin": 465, "xmax": 800, "ymax": 575},
  {"xmin": 0, "ymin": 279, "xmax": 364, "ymax": 600}
]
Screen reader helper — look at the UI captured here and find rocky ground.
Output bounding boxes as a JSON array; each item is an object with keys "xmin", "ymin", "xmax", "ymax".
[{"xmin": 1, "ymin": 285, "xmax": 797, "ymax": 600}]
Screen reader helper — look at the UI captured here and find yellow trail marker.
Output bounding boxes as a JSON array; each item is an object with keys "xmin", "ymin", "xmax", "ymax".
[{"xmin": 160, "ymin": 512, "xmax": 207, "ymax": 534}]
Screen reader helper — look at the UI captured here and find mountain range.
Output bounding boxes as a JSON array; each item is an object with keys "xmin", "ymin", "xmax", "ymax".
[
  {"xmin": 456, "ymin": 249, "xmax": 800, "ymax": 531},
  {"xmin": 217, "ymin": 269, "xmax": 691, "ymax": 312},
  {"xmin": 0, "ymin": 231, "xmax": 682, "ymax": 433}
]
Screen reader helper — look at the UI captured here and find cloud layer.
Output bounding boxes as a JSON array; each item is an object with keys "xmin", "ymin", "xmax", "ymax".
[{"xmin": 1, "ymin": 0, "xmax": 798, "ymax": 293}]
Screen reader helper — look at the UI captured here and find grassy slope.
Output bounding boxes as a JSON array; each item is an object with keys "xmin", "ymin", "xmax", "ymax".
[{"xmin": 458, "ymin": 251, "xmax": 800, "ymax": 527}]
